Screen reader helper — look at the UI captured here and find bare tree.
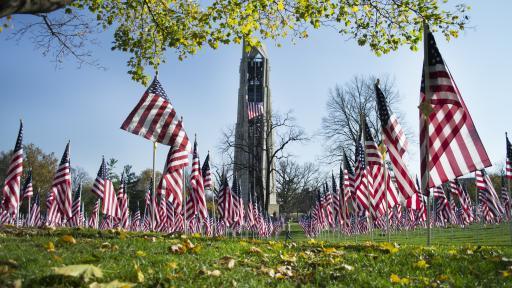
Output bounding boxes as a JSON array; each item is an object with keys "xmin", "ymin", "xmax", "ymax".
[
  {"xmin": 7, "ymin": 10, "xmax": 102, "ymax": 68},
  {"xmin": 275, "ymin": 159, "xmax": 320, "ymax": 215},
  {"xmin": 219, "ymin": 110, "xmax": 309, "ymax": 211},
  {"xmin": 70, "ymin": 166, "xmax": 92, "ymax": 190},
  {"xmin": 321, "ymin": 74, "xmax": 410, "ymax": 164}
]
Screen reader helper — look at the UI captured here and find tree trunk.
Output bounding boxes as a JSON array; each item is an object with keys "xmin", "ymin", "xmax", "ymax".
[{"xmin": 1, "ymin": 0, "xmax": 75, "ymax": 18}]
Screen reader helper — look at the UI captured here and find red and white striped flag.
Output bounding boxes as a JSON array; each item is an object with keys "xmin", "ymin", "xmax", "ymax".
[
  {"xmin": 117, "ymin": 176, "xmax": 129, "ymax": 229},
  {"xmin": 121, "ymin": 76, "xmax": 191, "ymax": 151},
  {"xmin": 189, "ymin": 140, "xmax": 208, "ymax": 222},
  {"xmin": 202, "ymin": 152, "xmax": 213, "ymax": 190},
  {"xmin": 21, "ymin": 169, "xmax": 33, "ymax": 200},
  {"xmin": 91, "ymin": 157, "xmax": 107, "ymax": 198},
  {"xmin": 102, "ymin": 178, "xmax": 120, "ymax": 218},
  {"xmin": 419, "ymin": 27, "xmax": 490, "ymax": 191},
  {"xmin": 158, "ymin": 146, "xmax": 189, "ymax": 215},
  {"xmin": 51, "ymin": 142, "xmax": 72, "ymax": 220},
  {"xmin": 247, "ymin": 101, "xmax": 264, "ymax": 120},
  {"xmin": 375, "ymin": 84, "xmax": 416, "ymax": 200},
  {"xmin": 506, "ymin": 134, "xmax": 512, "ymax": 180},
  {"xmin": 354, "ymin": 142, "xmax": 370, "ymax": 211},
  {"xmin": 1, "ymin": 120, "xmax": 23, "ymax": 217},
  {"xmin": 363, "ymin": 121, "xmax": 387, "ymax": 218}
]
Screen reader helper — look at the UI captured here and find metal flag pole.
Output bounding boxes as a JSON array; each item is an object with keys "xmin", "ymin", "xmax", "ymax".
[
  {"xmin": 422, "ymin": 22, "xmax": 433, "ymax": 246},
  {"xmin": 152, "ymin": 141, "xmax": 157, "ymax": 231},
  {"xmin": 506, "ymin": 133, "xmax": 512, "ymax": 245}
]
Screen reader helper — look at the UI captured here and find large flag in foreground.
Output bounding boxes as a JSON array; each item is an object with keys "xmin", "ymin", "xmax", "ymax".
[
  {"xmin": 121, "ymin": 76, "xmax": 191, "ymax": 151},
  {"xmin": 419, "ymin": 27, "xmax": 490, "ymax": 190},
  {"xmin": 1, "ymin": 120, "xmax": 23, "ymax": 216}
]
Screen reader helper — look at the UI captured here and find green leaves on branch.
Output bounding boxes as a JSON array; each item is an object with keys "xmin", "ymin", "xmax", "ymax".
[{"xmin": 73, "ymin": 0, "xmax": 470, "ymax": 85}]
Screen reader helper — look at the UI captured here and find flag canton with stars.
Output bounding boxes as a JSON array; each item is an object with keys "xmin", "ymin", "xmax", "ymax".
[
  {"xmin": 14, "ymin": 121, "xmax": 23, "ymax": 152},
  {"xmin": 343, "ymin": 150, "xmax": 354, "ymax": 176},
  {"xmin": 363, "ymin": 119, "xmax": 375, "ymax": 142},
  {"xmin": 355, "ymin": 142, "xmax": 366, "ymax": 169},
  {"xmin": 98, "ymin": 158, "xmax": 107, "ymax": 179},
  {"xmin": 146, "ymin": 77, "xmax": 168, "ymax": 100},
  {"xmin": 60, "ymin": 142, "xmax": 70, "ymax": 165},
  {"xmin": 375, "ymin": 84, "xmax": 391, "ymax": 125},
  {"xmin": 507, "ymin": 135, "xmax": 512, "ymax": 160},
  {"xmin": 426, "ymin": 31, "xmax": 445, "ymax": 66}
]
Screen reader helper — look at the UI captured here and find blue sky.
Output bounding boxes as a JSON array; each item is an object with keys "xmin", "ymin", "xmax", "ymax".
[{"xmin": 0, "ymin": 0, "xmax": 510, "ymax": 178}]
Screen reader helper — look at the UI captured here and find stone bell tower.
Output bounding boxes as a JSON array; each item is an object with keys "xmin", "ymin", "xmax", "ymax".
[{"xmin": 233, "ymin": 44, "xmax": 278, "ymax": 215}]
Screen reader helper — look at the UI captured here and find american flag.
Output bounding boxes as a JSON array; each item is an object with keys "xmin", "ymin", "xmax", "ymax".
[
  {"xmin": 1, "ymin": 120, "xmax": 23, "ymax": 216},
  {"xmin": 375, "ymin": 83, "xmax": 416, "ymax": 199},
  {"xmin": 158, "ymin": 146, "xmax": 189, "ymax": 217},
  {"xmin": 51, "ymin": 142, "xmax": 72, "ymax": 220},
  {"xmin": 363, "ymin": 120, "xmax": 386, "ymax": 218},
  {"xmin": 121, "ymin": 76, "xmax": 191, "ymax": 151},
  {"xmin": 117, "ymin": 175, "xmax": 129, "ymax": 229},
  {"xmin": 247, "ymin": 191, "xmax": 256, "ymax": 228},
  {"xmin": 432, "ymin": 186, "xmax": 450, "ymax": 225},
  {"xmin": 322, "ymin": 182, "xmax": 335, "ymax": 228},
  {"xmin": 91, "ymin": 157, "xmax": 107, "ymax": 198},
  {"xmin": 189, "ymin": 140, "xmax": 208, "ymax": 223},
  {"xmin": 500, "ymin": 176, "xmax": 511, "ymax": 220},
  {"xmin": 354, "ymin": 141, "xmax": 370, "ymax": 211},
  {"xmin": 247, "ymin": 101, "xmax": 264, "ymax": 120},
  {"xmin": 131, "ymin": 205, "xmax": 141, "ymax": 231},
  {"xmin": 21, "ymin": 169, "xmax": 33, "ymax": 200},
  {"xmin": 331, "ymin": 172, "xmax": 341, "ymax": 227},
  {"xmin": 202, "ymin": 152, "xmax": 213, "ymax": 190},
  {"xmin": 449, "ymin": 179, "xmax": 473, "ymax": 223},
  {"xmin": 218, "ymin": 173, "xmax": 234, "ymax": 226},
  {"xmin": 69, "ymin": 183, "xmax": 82, "ymax": 227},
  {"xmin": 88, "ymin": 199, "xmax": 100, "ymax": 229},
  {"xmin": 507, "ymin": 134, "xmax": 512, "ymax": 180},
  {"xmin": 419, "ymin": 27, "xmax": 490, "ymax": 191},
  {"xmin": 101, "ymin": 172, "xmax": 120, "ymax": 218},
  {"xmin": 28, "ymin": 192, "xmax": 41, "ymax": 227},
  {"xmin": 476, "ymin": 169, "xmax": 504, "ymax": 219}
]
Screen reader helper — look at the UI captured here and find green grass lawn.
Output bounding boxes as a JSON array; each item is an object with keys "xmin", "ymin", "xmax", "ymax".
[
  {"xmin": 1, "ymin": 225, "xmax": 512, "ymax": 287},
  {"xmin": 283, "ymin": 222, "xmax": 512, "ymax": 246}
]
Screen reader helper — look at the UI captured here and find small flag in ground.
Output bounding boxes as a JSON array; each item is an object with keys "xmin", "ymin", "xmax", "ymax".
[
  {"xmin": 1, "ymin": 120, "xmax": 23, "ymax": 216},
  {"xmin": 91, "ymin": 157, "xmax": 107, "ymax": 198},
  {"xmin": 51, "ymin": 142, "xmax": 73, "ymax": 219},
  {"xmin": 21, "ymin": 169, "xmax": 33, "ymax": 200}
]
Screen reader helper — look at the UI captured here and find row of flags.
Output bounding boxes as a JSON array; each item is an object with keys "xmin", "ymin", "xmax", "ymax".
[
  {"xmin": 299, "ymin": 25, "xmax": 508, "ymax": 238},
  {"xmin": 0, "ymin": 25, "xmax": 510, "ymax": 240},
  {"xmin": 0, "ymin": 76, "xmax": 282, "ymax": 238}
]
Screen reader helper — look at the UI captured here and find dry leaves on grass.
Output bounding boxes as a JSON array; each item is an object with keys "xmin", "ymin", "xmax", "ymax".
[
  {"xmin": 89, "ymin": 280, "xmax": 136, "ymax": 288},
  {"xmin": 133, "ymin": 262, "xmax": 144, "ymax": 283},
  {"xmin": 218, "ymin": 256, "xmax": 236, "ymax": 269},
  {"xmin": 199, "ymin": 268, "xmax": 221, "ymax": 277},
  {"xmin": 390, "ymin": 273, "xmax": 409, "ymax": 285},
  {"xmin": 52, "ymin": 264, "xmax": 103, "ymax": 282},
  {"xmin": 279, "ymin": 253, "xmax": 297, "ymax": 263},
  {"xmin": 414, "ymin": 259, "xmax": 429, "ymax": 269},
  {"xmin": 60, "ymin": 235, "xmax": 77, "ymax": 244},
  {"xmin": 45, "ymin": 241, "xmax": 55, "ymax": 252},
  {"xmin": 249, "ymin": 246, "xmax": 264, "ymax": 255}
]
